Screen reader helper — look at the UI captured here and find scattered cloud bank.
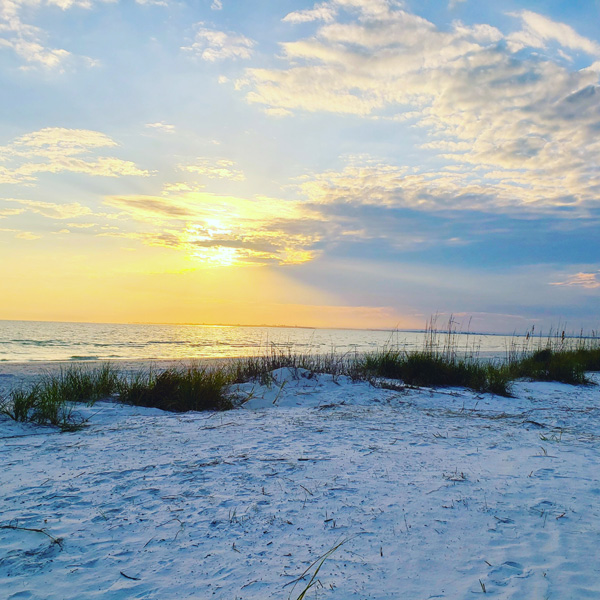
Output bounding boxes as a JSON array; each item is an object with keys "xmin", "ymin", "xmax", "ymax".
[
  {"xmin": 0, "ymin": 128, "xmax": 150, "ymax": 184},
  {"xmin": 296, "ymin": 154, "xmax": 594, "ymax": 217},
  {"xmin": 182, "ymin": 23, "xmax": 255, "ymax": 61},
  {"xmin": 238, "ymin": 1, "xmax": 600, "ymax": 215}
]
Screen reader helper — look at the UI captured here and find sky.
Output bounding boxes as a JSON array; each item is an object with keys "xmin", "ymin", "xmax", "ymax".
[{"xmin": 0, "ymin": 0, "xmax": 599, "ymax": 333}]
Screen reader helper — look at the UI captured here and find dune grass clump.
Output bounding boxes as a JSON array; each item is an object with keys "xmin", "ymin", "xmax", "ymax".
[
  {"xmin": 230, "ymin": 347, "xmax": 360, "ymax": 384},
  {"xmin": 0, "ymin": 363, "xmax": 121, "ymax": 429},
  {"xmin": 42, "ymin": 363, "xmax": 120, "ymax": 404},
  {"xmin": 361, "ymin": 350, "xmax": 512, "ymax": 396},
  {"xmin": 0, "ymin": 383, "xmax": 73, "ymax": 428},
  {"xmin": 118, "ymin": 366, "xmax": 233, "ymax": 412},
  {"xmin": 3, "ymin": 387, "xmax": 39, "ymax": 423},
  {"xmin": 509, "ymin": 348, "xmax": 595, "ymax": 385},
  {"xmin": 1, "ymin": 363, "xmax": 233, "ymax": 427},
  {"xmin": 507, "ymin": 327, "xmax": 600, "ymax": 384},
  {"xmin": 359, "ymin": 317, "xmax": 512, "ymax": 395}
]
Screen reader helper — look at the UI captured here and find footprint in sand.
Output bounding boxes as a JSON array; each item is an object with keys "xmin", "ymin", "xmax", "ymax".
[
  {"xmin": 488, "ymin": 561, "xmax": 529, "ymax": 587},
  {"xmin": 532, "ymin": 468, "xmax": 555, "ymax": 480}
]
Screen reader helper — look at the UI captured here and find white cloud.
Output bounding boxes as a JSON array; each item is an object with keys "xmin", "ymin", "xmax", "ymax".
[
  {"xmin": 0, "ymin": 127, "xmax": 150, "ymax": 183},
  {"xmin": 145, "ymin": 121, "xmax": 176, "ymax": 134},
  {"xmin": 178, "ymin": 158, "xmax": 245, "ymax": 181},
  {"xmin": 283, "ymin": 2, "xmax": 337, "ymax": 24},
  {"xmin": 583, "ymin": 60, "xmax": 600, "ymax": 73},
  {"xmin": 264, "ymin": 107, "xmax": 292, "ymax": 118},
  {"xmin": 298, "ymin": 155, "xmax": 598, "ymax": 217},
  {"xmin": 507, "ymin": 10, "xmax": 600, "ymax": 56},
  {"xmin": 0, "ymin": 0, "xmax": 112, "ymax": 68},
  {"xmin": 0, "ymin": 207, "xmax": 25, "ymax": 217},
  {"xmin": 239, "ymin": 3, "xmax": 600, "ymax": 215},
  {"xmin": 5, "ymin": 127, "xmax": 117, "ymax": 157},
  {"xmin": 182, "ymin": 24, "xmax": 255, "ymax": 61},
  {"xmin": 15, "ymin": 231, "xmax": 41, "ymax": 240},
  {"xmin": 66, "ymin": 222, "xmax": 96, "ymax": 228},
  {"xmin": 162, "ymin": 182, "xmax": 201, "ymax": 194},
  {"xmin": 5, "ymin": 198, "xmax": 92, "ymax": 219}
]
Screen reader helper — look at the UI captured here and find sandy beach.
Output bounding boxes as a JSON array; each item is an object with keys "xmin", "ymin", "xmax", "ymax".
[{"xmin": 2, "ymin": 366, "xmax": 599, "ymax": 599}]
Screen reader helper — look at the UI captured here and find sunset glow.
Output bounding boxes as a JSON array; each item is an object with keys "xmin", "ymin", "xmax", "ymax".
[{"xmin": 1, "ymin": 0, "xmax": 599, "ymax": 331}]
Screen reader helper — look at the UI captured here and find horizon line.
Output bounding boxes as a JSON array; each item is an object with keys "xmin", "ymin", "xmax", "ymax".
[{"xmin": 1, "ymin": 317, "xmax": 589, "ymax": 339}]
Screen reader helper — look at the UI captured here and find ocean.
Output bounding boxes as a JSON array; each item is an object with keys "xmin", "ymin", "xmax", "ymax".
[{"xmin": 0, "ymin": 320, "xmax": 518, "ymax": 363}]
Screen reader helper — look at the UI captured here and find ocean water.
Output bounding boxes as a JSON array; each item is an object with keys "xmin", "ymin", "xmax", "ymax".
[{"xmin": 0, "ymin": 320, "xmax": 518, "ymax": 363}]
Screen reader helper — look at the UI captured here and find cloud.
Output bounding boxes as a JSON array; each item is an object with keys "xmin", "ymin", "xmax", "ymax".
[
  {"xmin": 178, "ymin": 158, "xmax": 245, "ymax": 181},
  {"xmin": 550, "ymin": 272, "xmax": 600, "ymax": 289},
  {"xmin": 0, "ymin": 127, "xmax": 150, "ymax": 183},
  {"xmin": 1, "ymin": 226, "xmax": 42, "ymax": 239},
  {"xmin": 283, "ymin": 2, "xmax": 337, "ymax": 24},
  {"xmin": 15, "ymin": 231, "xmax": 41, "ymax": 240},
  {"xmin": 0, "ymin": 0, "xmax": 170, "ymax": 69},
  {"xmin": 5, "ymin": 198, "xmax": 93, "ymax": 219},
  {"xmin": 507, "ymin": 10, "xmax": 600, "ymax": 56},
  {"xmin": 239, "ymin": 2, "xmax": 600, "ymax": 216},
  {"xmin": 182, "ymin": 24, "xmax": 255, "ymax": 61},
  {"xmin": 297, "ymin": 155, "xmax": 595, "ymax": 217},
  {"xmin": 0, "ymin": 0, "xmax": 112, "ymax": 68},
  {"xmin": 162, "ymin": 182, "xmax": 202, "ymax": 194},
  {"xmin": 145, "ymin": 122, "xmax": 176, "ymax": 134},
  {"xmin": 104, "ymin": 190, "xmax": 324, "ymax": 266},
  {"xmin": 3, "ymin": 127, "xmax": 116, "ymax": 158},
  {"xmin": 264, "ymin": 107, "xmax": 292, "ymax": 117},
  {"xmin": 0, "ymin": 207, "xmax": 25, "ymax": 217}
]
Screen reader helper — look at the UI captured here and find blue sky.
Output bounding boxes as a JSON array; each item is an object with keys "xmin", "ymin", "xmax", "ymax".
[{"xmin": 0, "ymin": 0, "xmax": 599, "ymax": 332}]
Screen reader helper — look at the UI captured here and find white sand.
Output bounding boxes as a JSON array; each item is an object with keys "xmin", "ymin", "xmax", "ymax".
[{"xmin": 1, "ymin": 367, "xmax": 599, "ymax": 599}]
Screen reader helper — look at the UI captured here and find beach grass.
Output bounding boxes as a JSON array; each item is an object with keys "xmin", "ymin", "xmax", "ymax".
[
  {"xmin": 0, "ymin": 363, "xmax": 120, "ymax": 429},
  {"xmin": 358, "ymin": 317, "xmax": 513, "ymax": 395},
  {"xmin": 42, "ymin": 363, "xmax": 120, "ymax": 404},
  {"xmin": 230, "ymin": 347, "xmax": 360, "ymax": 385},
  {"xmin": 118, "ymin": 365, "xmax": 233, "ymax": 412},
  {"xmin": 360, "ymin": 350, "xmax": 513, "ymax": 395},
  {"xmin": 506, "ymin": 326, "xmax": 600, "ymax": 384},
  {"xmin": 1, "ymin": 320, "xmax": 599, "ymax": 429},
  {"xmin": 509, "ymin": 348, "xmax": 587, "ymax": 384}
]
